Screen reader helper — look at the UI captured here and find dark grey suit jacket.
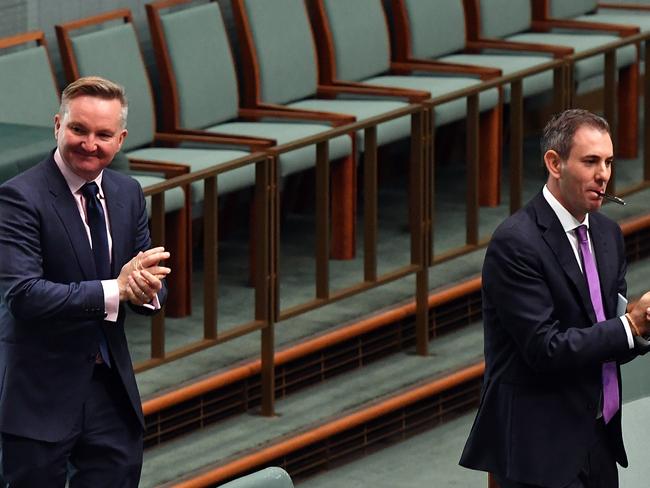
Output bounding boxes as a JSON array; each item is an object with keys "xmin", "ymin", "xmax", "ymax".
[
  {"xmin": 460, "ymin": 191, "xmax": 635, "ymax": 487},
  {"xmin": 0, "ymin": 153, "xmax": 165, "ymax": 442}
]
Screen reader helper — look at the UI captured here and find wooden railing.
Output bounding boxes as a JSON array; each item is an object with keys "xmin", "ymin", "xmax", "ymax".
[{"xmin": 133, "ymin": 30, "xmax": 650, "ymax": 418}]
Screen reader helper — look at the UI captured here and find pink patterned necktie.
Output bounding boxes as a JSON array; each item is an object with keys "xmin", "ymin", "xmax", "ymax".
[{"xmin": 575, "ymin": 225, "xmax": 619, "ymax": 423}]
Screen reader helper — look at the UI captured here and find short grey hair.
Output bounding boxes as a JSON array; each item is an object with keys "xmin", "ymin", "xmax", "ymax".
[{"xmin": 59, "ymin": 76, "xmax": 128, "ymax": 129}]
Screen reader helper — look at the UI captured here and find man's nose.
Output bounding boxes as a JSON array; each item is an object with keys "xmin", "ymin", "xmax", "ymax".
[
  {"xmin": 81, "ymin": 134, "xmax": 97, "ymax": 151},
  {"xmin": 595, "ymin": 161, "xmax": 610, "ymax": 181}
]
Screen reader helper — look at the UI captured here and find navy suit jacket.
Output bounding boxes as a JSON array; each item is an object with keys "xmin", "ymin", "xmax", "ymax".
[
  {"xmin": 0, "ymin": 154, "xmax": 165, "ymax": 442},
  {"xmin": 460, "ymin": 192, "xmax": 635, "ymax": 488}
]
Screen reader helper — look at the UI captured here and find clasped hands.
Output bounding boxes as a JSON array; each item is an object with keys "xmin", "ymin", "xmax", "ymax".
[
  {"xmin": 626, "ymin": 291, "xmax": 650, "ymax": 338},
  {"xmin": 117, "ymin": 247, "xmax": 171, "ymax": 306}
]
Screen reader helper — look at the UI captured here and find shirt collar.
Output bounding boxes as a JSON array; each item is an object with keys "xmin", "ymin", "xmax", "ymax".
[
  {"xmin": 54, "ymin": 148, "xmax": 104, "ymax": 196},
  {"xmin": 542, "ymin": 184, "xmax": 589, "ymax": 233}
]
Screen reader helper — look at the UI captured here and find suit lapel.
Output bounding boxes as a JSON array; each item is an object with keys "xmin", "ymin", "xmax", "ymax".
[
  {"xmin": 533, "ymin": 194, "xmax": 597, "ymax": 324},
  {"xmin": 45, "ymin": 157, "xmax": 97, "ymax": 281}
]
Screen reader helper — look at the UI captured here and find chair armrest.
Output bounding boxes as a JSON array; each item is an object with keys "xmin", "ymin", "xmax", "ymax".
[
  {"xmin": 466, "ymin": 39, "xmax": 573, "ymax": 58},
  {"xmin": 391, "ymin": 59, "xmax": 501, "ymax": 80},
  {"xmin": 154, "ymin": 131, "xmax": 274, "ymax": 151},
  {"xmin": 238, "ymin": 106, "xmax": 355, "ymax": 127},
  {"xmin": 598, "ymin": 3, "xmax": 650, "ymax": 11},
  {"xmin": 530, "ymin": 19, "xmax": 638, "ymax": 37},
  {"xmin": 127, "ymin": 159, "xmax": 190, "ymax": 179},
  {"xmin": 317, "ymin": 82, "xmax": 429, "ymax": 103}
]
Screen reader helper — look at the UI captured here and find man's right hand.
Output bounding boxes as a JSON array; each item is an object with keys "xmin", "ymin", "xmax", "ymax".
[
  {"xmin": 628, "ymin": 291, "xmax": 650, "ymax": 337},
  {"xmin": 117, "ymin": 247, "xmax": 171, "ymax": 302}
]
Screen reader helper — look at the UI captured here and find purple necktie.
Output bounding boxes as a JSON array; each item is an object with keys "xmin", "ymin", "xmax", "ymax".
[{"xmin": 575, "ymin": 225, "xmax": 618, "ymax": 423}]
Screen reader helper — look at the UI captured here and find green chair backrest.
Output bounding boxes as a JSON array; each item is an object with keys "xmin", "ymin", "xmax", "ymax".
[
  {"xmin": 0, "ymin": 46, "xmax": 59, "ymax": 126},
  {"xmin": 478, "ymin": 0, "xmax": 532, "ymax": 38},
  {"xmin": 159, "ymin": 2, "xmax": 239, "ymax": 128},
  {"xmin": 549, "ymin": 0, "xmax": 598, "ymax": 18},
  {"xmin": 402, "ymin": 0, "xmax": 467, "ymax": 59},
  {"xmin": 242, "ymin": 0, "xmax": 319, "ymax": 104},
  {"xmin": 321, "ymin": 0, "xmax": 390, "ymax": 81},
  {"xmin": 218, "ymin": 467, "xmax": 294, "ymax": 488},
  {"xmin": 69, "ymin": 23, "xmax": 155, "ymax": 151}
]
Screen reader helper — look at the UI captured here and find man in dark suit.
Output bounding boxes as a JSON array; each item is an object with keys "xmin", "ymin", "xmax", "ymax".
[
  {"xmin": 460, "ymin": 109, "xmax": 650, "ymax": 488},
  {"xmin": 0, "ymin": 76, "xmax": 171, "ymax": 486}
]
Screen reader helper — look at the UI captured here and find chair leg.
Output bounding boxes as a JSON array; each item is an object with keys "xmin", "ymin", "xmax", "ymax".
[
  {"xmin": 488, "ymin": 473, "xmax": 501, "ymax": 488},
  {"xmin": 616, "ymin": 62, "xmax": 639, "ymax": 159},
  {"xmin": 331, "ymin": 153, "xmax": 356, "ymax": 260},
  {"xmin": 478, "ymin": 104, "xmax": 502, "ymax": 207},
  {"xmin": 163, "ymin": 206, "xmax": 192, "ymax": 317}
]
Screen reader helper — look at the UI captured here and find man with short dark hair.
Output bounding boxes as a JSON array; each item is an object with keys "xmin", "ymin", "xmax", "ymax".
[
  {"xmin": 0, "ymin": 76, "xmax": 171, "ymax": 486},
  {"xmin": 460, "ymin": 109, "xmax": 650, "ymax": 487}
]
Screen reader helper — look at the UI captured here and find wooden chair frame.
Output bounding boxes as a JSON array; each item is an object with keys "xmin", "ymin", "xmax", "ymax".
[
  {"xmin": 463, "ymin": 0, "xmax": 640, "ymax": 159},
  {"xmin": 305, "ymin": 0, "xmax": 504, "ymax": 207},
  {"xmin": 145, "ymin": 0, "xmax": 363, "ymax": 260},
  {"xmin": 55, "ymin": 9, "xmax": 279, "ymax": 317}
]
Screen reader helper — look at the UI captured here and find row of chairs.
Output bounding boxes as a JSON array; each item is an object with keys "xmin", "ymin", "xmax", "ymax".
[{"xmin": 2, "ymin": 0, "xmax": 649, "ymax": 320}]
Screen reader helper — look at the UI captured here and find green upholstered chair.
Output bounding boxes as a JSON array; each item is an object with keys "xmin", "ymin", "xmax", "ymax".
[
  {"xmin": 56, "ymin": 11, "xmax": 272, "ymax": 316},
  {"xmin": 0, "ymin": 30, "xmax": 190, "ymax": 316},
  {"xmin": 546, "ymin": 0, "xmax": 650, "ymax": 33},
  {"xmin": 465, "ymin": 0, "xmax": 640, "ymax": 158},
  {"xmin": 231, "ymin": 0, "xmax": 422, "ymax": 150},
  {"xmin": 391, "ymin": 0, "xmax": 558, "ymax": 103},
  {"xmin": 218, "ymin": 467, "xmax": 294, "ymax": 488},
  {"xmin": 620, "ymin": 396, "xmax": 650, "ymax": 487},
  {"xmin": 145, "ymin": 0, "xmax": 356, "ymax": 259},
  {"xmin": 306, "ymin": 0, "xmax": 503, "ymax": 206}
]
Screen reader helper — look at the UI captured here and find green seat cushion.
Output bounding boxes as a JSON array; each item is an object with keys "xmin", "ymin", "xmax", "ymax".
[
  {"xmin": 360, "ymin": 76, "xmax": 499, "ymax": 127},
  {"xmin": 284, "ymin": 99, "xmax": 411, "ymax": 148},
  {"xmin": 576, "ymin": 12, "xmax": 650, "ymax": 32},
  {"xmin": 129, "ymin": 174, "xmax": 186, "ymax": 215},
  {"xmin": 503, "ymin": 32, "xmax": 637, "ymax": 81},
  {"xmin": 437, "ymin": 54, "xmax": 555, "ymax": 101},
  {"xmin": 124, "ymin": 147, "xmax": 251, "ymax": 203},
  {"xmin": 204, "ymin": 122, "xmax": 352, "ymax": 177}
]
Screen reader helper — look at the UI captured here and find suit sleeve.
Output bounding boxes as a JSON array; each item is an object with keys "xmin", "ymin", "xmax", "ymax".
[
  {"xmin": 0, "ymin": 183, "xmax": 104, "ymax": 322},
  {"xmin": 483, "ymin": 225, "xmax": 630, "ymax": 372}
]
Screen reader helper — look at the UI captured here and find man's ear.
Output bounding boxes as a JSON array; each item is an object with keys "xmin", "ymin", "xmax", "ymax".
[
  {"xmin": 116, "ymin": 129, "xmax": 128, "ymax": 149},
  {"xmin": 544, "ymin": 150, "xmax": 562, "ymax": 179},
  {"xmin": 54, "ymin": 113, "xmax": 61, "ymax": 139}
]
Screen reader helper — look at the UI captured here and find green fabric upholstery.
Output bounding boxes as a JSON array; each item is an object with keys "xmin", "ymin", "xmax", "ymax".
[
  {"xmin": 361, "ymin": 75, "xmax": 499, "ymax": 126},
  {"xmin": 243, "ymin": 0, "xmax": 318, "ymax": 104},
  {"xmin": 399, "ymin": 0, "xmax": 555, "ymax": 102},
  {"xmin": 574, "ymin": 12, "xmax": 650, "ymax": 32},
  {"xmin": 70, "ymin": 24, "xmax": 155, "ymax": 151},
  {"xmin": 479, "ymin": 0, "xmax": 532, "ymax": 38},
  {"xmin": 130, "ymin": 174, "xmax": 186, "ymax": 215},
  {"xmin": 403, "ymin": 0, "xmax": 467, "ymax": 59},
  {"xmin": 0, "ymin": 46, "xmax": 59, "ymax": 126},
  {"xmin": 321, "ymin": 0, "xmax": 391, "ymax": 81},
  {"xmin": 0, "ymin": 123, "xmax": 54, "ymax": 183},
  {"xmin": 286, "ymin": 99, "xmax": 411, "ymax": 148},
  {"xmin": 160, "ymin": 2, "xmax": 239, "ymax": 128},
  {"xmin": 437, "ymin": 53, "xmax": 554, "ymax": 100},
  {"xmin": 504, "ymin": 32, "xmax": 636, "ymax": 80},
  {"xmin": 125, "ymin": 147, "xmax": 251, "ymax": 203},
  {"xmin": 204, "ymin": 121, "xmax": 351, "ymax": 177},
  {"xmin": 620, "ymin": 396, "xmax": 650, "ymax": 488},
  {"xmin": 549, "ymin": 0, "xmax": 598, "ymax": 18},
  {"xmin": 219, "ymin": 467, "xmax": 294, "ymax": 488}
]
